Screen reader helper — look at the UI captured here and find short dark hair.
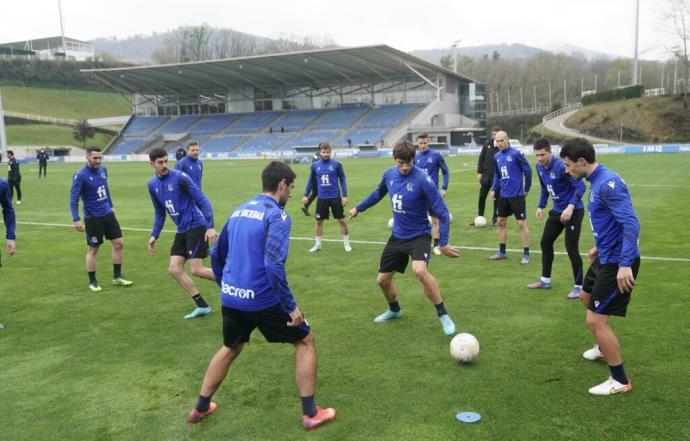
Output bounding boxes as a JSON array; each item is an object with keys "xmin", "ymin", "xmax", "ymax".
[
  {"xmin": 533, "ymin": 138, "xmax": 551, "ymax": 151},
  {"xmin": 7, "ymin": 150, "xmax": 14, "ymax": 156},
  {"xmin": 491, "ymin": 126, "xmax": 502, "ymax": 132},
  {"xmin": 149, "ymin": 147, "xmax": 168, "ymax": 162},
  {"xmin": 187, "ymin": 140, "xmax": 199, "ymax": 148},
  {"xmin": 392, "ymin": 140, "xmax": 415, "ymax": 162},
  {"xmin": 86, "ymin": 147, "xmax": 102, "ymax": 154},
  {"xmin": 318, "ymin": 142, "xmax": 331, "ymax": 150},
  {"xmin": 262, "ymin": 161, "xmax": 296, "ymax": 192},
  {"xmin": 559, "ymin": 137, "xmax": 596, "ymax": 164},
  {"xmin": 417, "ymin": 132, "xmax": 429, "ymax": 140}
]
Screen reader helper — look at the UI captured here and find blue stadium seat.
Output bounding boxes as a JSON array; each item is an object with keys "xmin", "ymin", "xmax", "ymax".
[
  {"xmin": 357, "ymin": 104, "xmax": 419, "ymax": 129},
  {"xmin": 202, "ymin": 135, "xmax": 251, "ymax": 153},
  {"xmin": 282, "ymin": 130, "xmax": 339, "ymax": 149},
  {"xmin": 122, "ymin": 116, "xmax": 169, "ymax": 136},
  {"xmin": 311, "ymin": 107, "xmax": 369, "ymax": 130},
  {"xmin": 189, "ymin": 114, "xmax": 242, "ymax": 134},
  {"xmin": 239, "ymin": 134, "xmax": 293, "ymax": 152},
  {"xmin": 159, "ymin": 115, "xmax": 200, "ymax": 134},
  {"xmin": 228, "ymin": 112, "xmax": 282, "ymax": 133}
]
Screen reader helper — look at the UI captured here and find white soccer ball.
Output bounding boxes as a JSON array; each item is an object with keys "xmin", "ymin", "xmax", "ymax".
[
  {"xmin": 450, "ymin": 333, "xmax": 480, "ymax": 363},
  {"xmin": 473, "ymin": 216, "xmax": 487, "ymax": 227},
  {"xmin": 387, "ymin": 218, "xmax": 394, "ymax": 229}
]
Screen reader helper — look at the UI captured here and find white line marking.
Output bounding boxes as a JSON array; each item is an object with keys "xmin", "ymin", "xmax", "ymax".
[{"xmin": 14, "ymin": 220, "xmax": 690, "ymax": 263}]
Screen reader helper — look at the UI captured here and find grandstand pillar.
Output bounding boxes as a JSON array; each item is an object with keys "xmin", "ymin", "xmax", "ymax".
[{"xmin": 0, "ymin": 91, "xmax": 7, "ymax": 157}]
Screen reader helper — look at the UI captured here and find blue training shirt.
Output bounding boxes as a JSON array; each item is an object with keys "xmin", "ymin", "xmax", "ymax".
[
  {"xmin": 356, "ymin": 166, "xmax": 451, "ymax": 246},
  {"xmin": 0, "ymin": 178, "xmax": 16, "ymax": 240},
  {"xmin": 148, "ymin": 169, "xmax": 214, "ymax": 238},
  {"xmin": 211, "ymin": 194, "xmax": 299, "ymax": 314},
  {"xmin": 414, "ymin": 148, "xmax": 449, "ymax": 190},
  {"xmin": 175, "ymin": 156, "xmax": 203, "ymax": 189},
  {"xmin": 586, "ymin": 164, "xmax": 640, "ymax": 266},
  {"xmin": 304, "ymin": 158, "xmax": 348, "ymax": 199},
  {"xmin": 492, "ymin": 146, "xmax": 532, "ymax": 198},
  {"xmin": 69, "ymin": 164, "xmax": 114, "ymax": 221},
  {"xmin": 536, "ymin": 157, "xmax": 586, "ymax": 212}
]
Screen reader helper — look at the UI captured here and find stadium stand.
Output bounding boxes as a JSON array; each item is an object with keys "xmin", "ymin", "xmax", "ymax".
[
  {"xmin": 239, "ymin": 133, "xmax": 293, "ymax": 153},
  {"xmin": 282, "ymin": 130, "xmax": 339, "ymax": 149},
  {"xmin": 333, "ymin": 128, "xmax": 389, "ymax": 147},
  {"xmin": 122, "ymin": 116, "xmax": 168, "ymax": 136},
  {"xmin": 228, "ymin": 111, "xmax": 281, "ymax": 133},
  {"xmin": 188, "ymin": 114, "xmax": 242, "ymax": 134},
  {"xmin": 270, "ymin": 109, "xmax": 323, "ymax": 132},
  {"xmin": 158, "ymin": 115, "xmax": 200, "ymax": 134},
  {"xmin": 201, "ymin": 135, "xmax": 250, "ymax": 153},
  {"xmin": 110, "ymin": 138, "xmax": 148, "ymax": 155},
  {"xmin": 311, "ymin": 106, "xmax": 369, "ymax": 130},
  {"xmin": 357, "ymin": 104, "xmax": 419, "ymax": 128}
]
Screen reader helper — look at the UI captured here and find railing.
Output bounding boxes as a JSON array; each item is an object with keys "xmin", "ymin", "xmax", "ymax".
[
  {"xmin": 542, "ymin": 103, "xmax": 583, "ymax": 123},
  {"xmin": 3, "ymin": 110, "xmax": 77, "ymax": 126},
  {"xmin": 486, "ymin": 105, "xmax": 551, "ymax": 118}
]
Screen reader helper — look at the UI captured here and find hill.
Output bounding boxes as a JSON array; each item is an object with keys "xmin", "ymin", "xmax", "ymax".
[{"xmin": 564, "ymin": 96, "xmax": 690, "ymax": 143}]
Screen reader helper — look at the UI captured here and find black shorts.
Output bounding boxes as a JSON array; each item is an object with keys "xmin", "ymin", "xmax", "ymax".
[
  {"xmin": 315, "ymin": 197, "xmax": 344, "ymax": 220},
  {"xmin": 497, "ymin": 196, "xmax": 527, "ymax": 220},
  {"xmin": 583, "ymin": 257, "xmax": 641, "ymax": 317},
  {"xmin": 170, "ymin": 226, "xmax": 208, "ymax": 259},
  {"xmin": 379, "ymin": 234, "xmax": 431, "ymax": 274},
  {"xmin": 84, "ymin": 213, "xmax": 122, "ymax": 247},
  {"xmin": 222, "ymin": 304, "xmax": 311, "ymax": 347}
]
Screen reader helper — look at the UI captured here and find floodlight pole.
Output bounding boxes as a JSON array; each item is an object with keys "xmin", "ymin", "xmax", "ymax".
[
  {"xmin": 0, "ymin": 91, "xmax": 7, "ymax": 158},
  {"xmin": 58, "ymin": 0, "xmax": 67, "ymax": 58},
  {"xmin": 451, "ymin": 39, "xmax": 462, "ymax": 74},
  {"xmin": 632, "ymin": 0, "xmax": 639, "ymax": 84}
]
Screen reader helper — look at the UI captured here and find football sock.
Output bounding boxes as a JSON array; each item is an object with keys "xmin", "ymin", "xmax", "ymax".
[
  {"xmin": 88, "ymin": 271, "xmax": 98, "ymax": 285},
  {"xmin": 499, "ymin": 243, "xmax": 506, "ymax": 254},
  {"xmin": 315, "ymin": 236, "xmax": 322, "ymax": 247},
  {"xmin": 195, "ymin": 395, "xmax": 211, "ymax": 412},
  {"xmin": 342, "ymin": 235, "xmax": 350, "ymax": 247},
  {"xmin": 301, "ymin": 395, "xmax": 317, "ymax": 417},
  {"xmin": 523, "ymin": 247, "xmax": 530, "ymax": 256},
  {"xmin": 609, "ymin": 363, "xmax": 628, "ymax": 385},
  {"xmin": 434, "ymin": 302, "xmax": 448, "ymax": 317},
  {"xmin": 541, "ymin": 277, "xmax": 552, "ymax": 284},
  {"xmin": 388, "ymin": 301, "xmax": 401, "ymax": 312},
  {"xmin": 192, "ymin": 294, "xmax": 209, "ymax": 308},
  {"xmin": 433, "ymin": 238, "xmax": 439, "ymax": 247},
  {"xmin": 113, "ymin": 264, "xmax": 122, "ymax": 279}
]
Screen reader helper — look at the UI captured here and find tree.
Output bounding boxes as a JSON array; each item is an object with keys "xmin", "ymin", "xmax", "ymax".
[
  {"xmin": 663, "ymin": 0, "xmax": 690, "ymax": 108},
  {"xmin": 73, "ymin": 120, "xmax": 95, "ymax": 148}
]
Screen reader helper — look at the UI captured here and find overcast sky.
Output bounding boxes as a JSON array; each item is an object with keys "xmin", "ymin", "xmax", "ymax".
[{"xmin": 1, "ymin": 0, "xmax": 678, "ymax": 60}]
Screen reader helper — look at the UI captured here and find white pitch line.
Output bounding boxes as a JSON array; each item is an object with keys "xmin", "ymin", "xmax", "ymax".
[{"xmin": 12, "ymin": 220, "xmax": 690, "ymax": 263}]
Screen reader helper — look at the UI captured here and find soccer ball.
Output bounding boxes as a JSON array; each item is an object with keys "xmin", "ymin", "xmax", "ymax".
[
  {"xmin": 387, "ymin": 218, "xmax": 394, "ymax": 229},
  {"xmin": 450, "ymin": 333, "xmax": 480, "ymax": 363},
  {"xmin": 473, "ymin": 216, "xmax": 487, "ymax": 227}
]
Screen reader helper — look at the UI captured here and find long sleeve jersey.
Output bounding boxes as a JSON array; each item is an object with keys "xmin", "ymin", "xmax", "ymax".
[
  {"xmin": 586, "ymin": 164, "xmax": 640, "ymax": 267},
  {"xmin": 69, "ymin": 165, "xmax": 114, "ymax": 221},
  {"xmin": 175, "ymin": 156, "xmax": 203, "ymax": 189},
  {"xmin": 0, "ymin": 178, "xmax": 16, "ymax": 240},
  {"xmin": 211, "ymin": 194, "xmax": 297, "ymax": 313},
  {"xmin": 536, "ymin": 157, "xmax": 586, "ymax": 212},
  {"xmin": 7, "ymin": 158, "xmax": 20, "ymax": 182},
  {"xmin": 492, "ymin": 146, "xmax": 532, "ymax": 198},
  {"xmin": 356, "ymin": 166, "xmax": 451, "ymax": 246},
  {"xmin": 414, "ymin": 148, "xmax": 449, "ymax": 190},
  {"xmin": 148, "ymin": 169, "xmax": 214, "ymax": 238},
  {"xmin": 304, "ymin": 158, "xmax": 348, "ymax": 199}
]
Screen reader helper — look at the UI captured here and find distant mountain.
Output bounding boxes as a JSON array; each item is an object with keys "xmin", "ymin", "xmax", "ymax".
[
  {"xmin": 537, "ymin": 41, "xmax": 622, "ymax": 60},
  {"xmin": 410, "ymin": 43, "xmax": 545, "ymax": 64}
]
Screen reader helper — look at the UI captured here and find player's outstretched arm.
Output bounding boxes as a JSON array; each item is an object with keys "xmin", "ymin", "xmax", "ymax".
[
  {"xmin": 6, "ymin": 239, "xmax": 15, "ymax": 257},
  {"xmin": 347, "ymin": 207, "xmax": 358, "ymax": 220},
  {"xmin": 440, "ymin": 244, "xmax": 460, "ymax": 258},
  {"xmin": 147, "ymin": 237, "xmax": 157, "ymax": 255}
]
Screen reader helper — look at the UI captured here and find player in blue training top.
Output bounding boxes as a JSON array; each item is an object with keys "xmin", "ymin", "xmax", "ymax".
[
  {"xmin": 560, "ymin": 138, "xmax": 640, "ymax": 396},
  {"xmin": 175, "ymin": 140, "xmax": 203, "ymax": 189},
  {"xmin": 0, "ymin": 176, "xmax": 16, "ymax": 330},
  {"xmin": 414, "ymin": 132, "xmax": 450, "ymax": 256},
  {"xmin": 348, "ymin": 141, "xmax": 460, "ymax": 336},
  {"xmin": 187, "ymin": 161, "xmax": 336, "ymax": 431},
  {"xmin": 303, "ymin": 142, "xmax": 352, "ymax": 252},
  {"xmin": 527, "ymin": 138, "xmax": 586, "ymax": 299},
  {"xmin": 69, "ymin": 147, "xmax": 133, "ymax": 292},
  {"xmin": 147, "ymin": 147, "xmax": 217, "ymax": 320},
  {"xmin": 489, "ymin": 130, "xmax": 532, "ymax": 263}
]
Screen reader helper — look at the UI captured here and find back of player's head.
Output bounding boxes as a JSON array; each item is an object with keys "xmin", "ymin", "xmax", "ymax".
[
  {"xmin": 149, "ymin": 147, "xmax": 168, "ymax": 162},
  {"xmin": 417, "ymin": 132, "xmax": 429, "ymax": 140},
  {"xmin": 392, "ymin": 140, "xmax": 415, "ymax": 162},
  {"xmin": 318, "ymin": 142, "xmax": 331, "ymax": 151},
  {"xmin": 262, "ymin": 161, "xmax": 296, "ymax": 192},
  {"xmin": 559, "ymin": 138, "xmax": 595, "ymax": 164},
  {"xmin": 86, "ymin": 147, "xmax": 102, "ymax": 155},
  {"xmin": 533, "ymin": 138, "xmax": 551, "ymax": 151},
  {"xmin": 187, "ymin": 140, "xmax": 199, "ymax": 149},
  {"xmin": 491, "ymin": 126, "xmax": 501, "ymax": 133}
]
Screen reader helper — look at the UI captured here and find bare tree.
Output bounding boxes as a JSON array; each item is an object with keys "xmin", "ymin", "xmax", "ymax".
[
  {"xmin": 663, "ymin": 0, "xmax": 690, "ymax": 108},
  {"xmin": 73, "ymin": 120, "xmax": 95, "ymax": 148}
]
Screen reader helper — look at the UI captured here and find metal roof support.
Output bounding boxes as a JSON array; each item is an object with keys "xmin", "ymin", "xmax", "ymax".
[{"xmin": 204, "ymin": 63, "xmax": 264, "ymax": 90}]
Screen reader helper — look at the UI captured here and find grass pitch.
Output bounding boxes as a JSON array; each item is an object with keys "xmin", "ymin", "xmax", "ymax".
[{"xmin": 1, "ymin": 154, "xmax": 689, "ymax": 440}]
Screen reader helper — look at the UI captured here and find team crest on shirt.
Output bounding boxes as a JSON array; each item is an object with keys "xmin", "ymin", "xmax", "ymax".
[
  {"xmin": 607, "ymin": 180, "xmax": 615, "ymax": 189},
  {"xmin": 427, "ymin": 157, "xmax": 433, "ymax": 163},
  {"xmin": 281, "ymin": 211, "xmax": 288, "ymax": 221},
  {"xmin": 167, "ymin": 184, "xmax": 174, "ymax": 191},
  {"xmin": 507, "ymin": 156, "xmax": 513, "ymax": 162},
  {"xmin": 329, "ymin": 165, "xmax": 334, "ymax": 171},
  {"xmin": 550, "ymin": 172, "xmax": 555, "ymax": 179},
  {"xmin": 406, "ymin": 183, "xmax": 414, "ymax": 192}
]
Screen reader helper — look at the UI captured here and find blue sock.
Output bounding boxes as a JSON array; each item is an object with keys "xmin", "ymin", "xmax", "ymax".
[
  {"xmin": 609, "ymin": 363, "xmax": 628, "ymax": 384},
  {"xmin": 499, "ymin": 243, "xmax": 506, "ymax": 254},
  {"xmin": 389, "ymin": 302, "xmax": 401, "ymax": 312},
  {"xmin": 195, "ymin": 395, "xmax": 211, "ymax": 412},
  {"xmin": 301, "ymin": 395, "xmax": 317, "ymax": 417},
  {"xmin": 434, "ymin": 302, "xmax": 447, "ymax": 317}
]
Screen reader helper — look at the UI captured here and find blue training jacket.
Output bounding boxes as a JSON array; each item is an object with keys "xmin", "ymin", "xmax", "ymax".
[
  {"xmin": 414, "ymin": 148, "xmax": 449, "ymax": 190},
  {"xmin": 175, "ymin": 156, "xmax": 203, "ymax": 189},
  {"xmin": 492, "ymin": 146, "xmax": 532, "ymax": 198},
  {"xmin": 0, "ymin": 178, "xmax": 16, "ymax": 240},
  {"xmin": 69, "ymin": 164, "xmax": 114, "ymax": 221},
  {"xmin": 304, "ymin": 158, "xmax": 348, "ymax": 199},
  {"xmin": 536, "ymin": 157, "xmax": 586, "ymax": 212},
  {"xmin": 586, "ymin": 164, "xmax": 640, "ymax": 266}
]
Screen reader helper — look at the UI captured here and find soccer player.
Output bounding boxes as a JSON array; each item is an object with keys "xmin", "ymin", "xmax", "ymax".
[
  {"xmin": 560, "ymin": 138, "xmax": 640, "ymax": 396},
  {"xmin": 147, "ymin": 147, "xmax": 217, "ymax": 320},
  {"xmin": 414, "ymin": 132, "xmax": 449, "ymax": 256},
  {"xmin": 70, "ymin": 147, "xmax": 133, "ymax": 291},
  {"xmin": 175, "ymin": 140, "xmax": 203, "ymax": 188},
  {"xmin": 527, "ymin": 138, "xmax": 586, "ymax": 298},
  {"xmin": 300, "ymin": 152, "xmax": 319, "ymax": 216},
  {"xmin": 489, "ymin": 131, "xmax": 532, "ymax": 263},
  {"xmin": 303, "ymin": 143, "xmax": 351, "ymax": 252},
  {"xmin": 473, "ymin": 126, "xmax": 500, "ymax": 226},
  {"xmin": 0, "ymin": 175, "xmax": 16, "ymax": 330},
  {"xmin": 348, "ymin": 140, "xmax": 460, "ymax": 336},
  {"xmin": 37, "ymin": 148, "xmax": 49, "ymax": 178},
  {"xmin": 187, "ymin": 161, "xmax": 336, "ymax": 431},
  {"xmin": 6, "ymin": 150, "xmax": 21, "ymax": 205}
]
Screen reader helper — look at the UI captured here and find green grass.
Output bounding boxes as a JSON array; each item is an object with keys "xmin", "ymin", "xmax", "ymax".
[
  {"xmin": 0, "ymin": 84, "xmax": 130, "ymax": 119},
  {"xmin": 1, "ymin": 155, "xmax": 689, "ymax": 440},
  {"xmin": 6, "ymin": 124, "xmax": 114, "ymax": 148}
]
